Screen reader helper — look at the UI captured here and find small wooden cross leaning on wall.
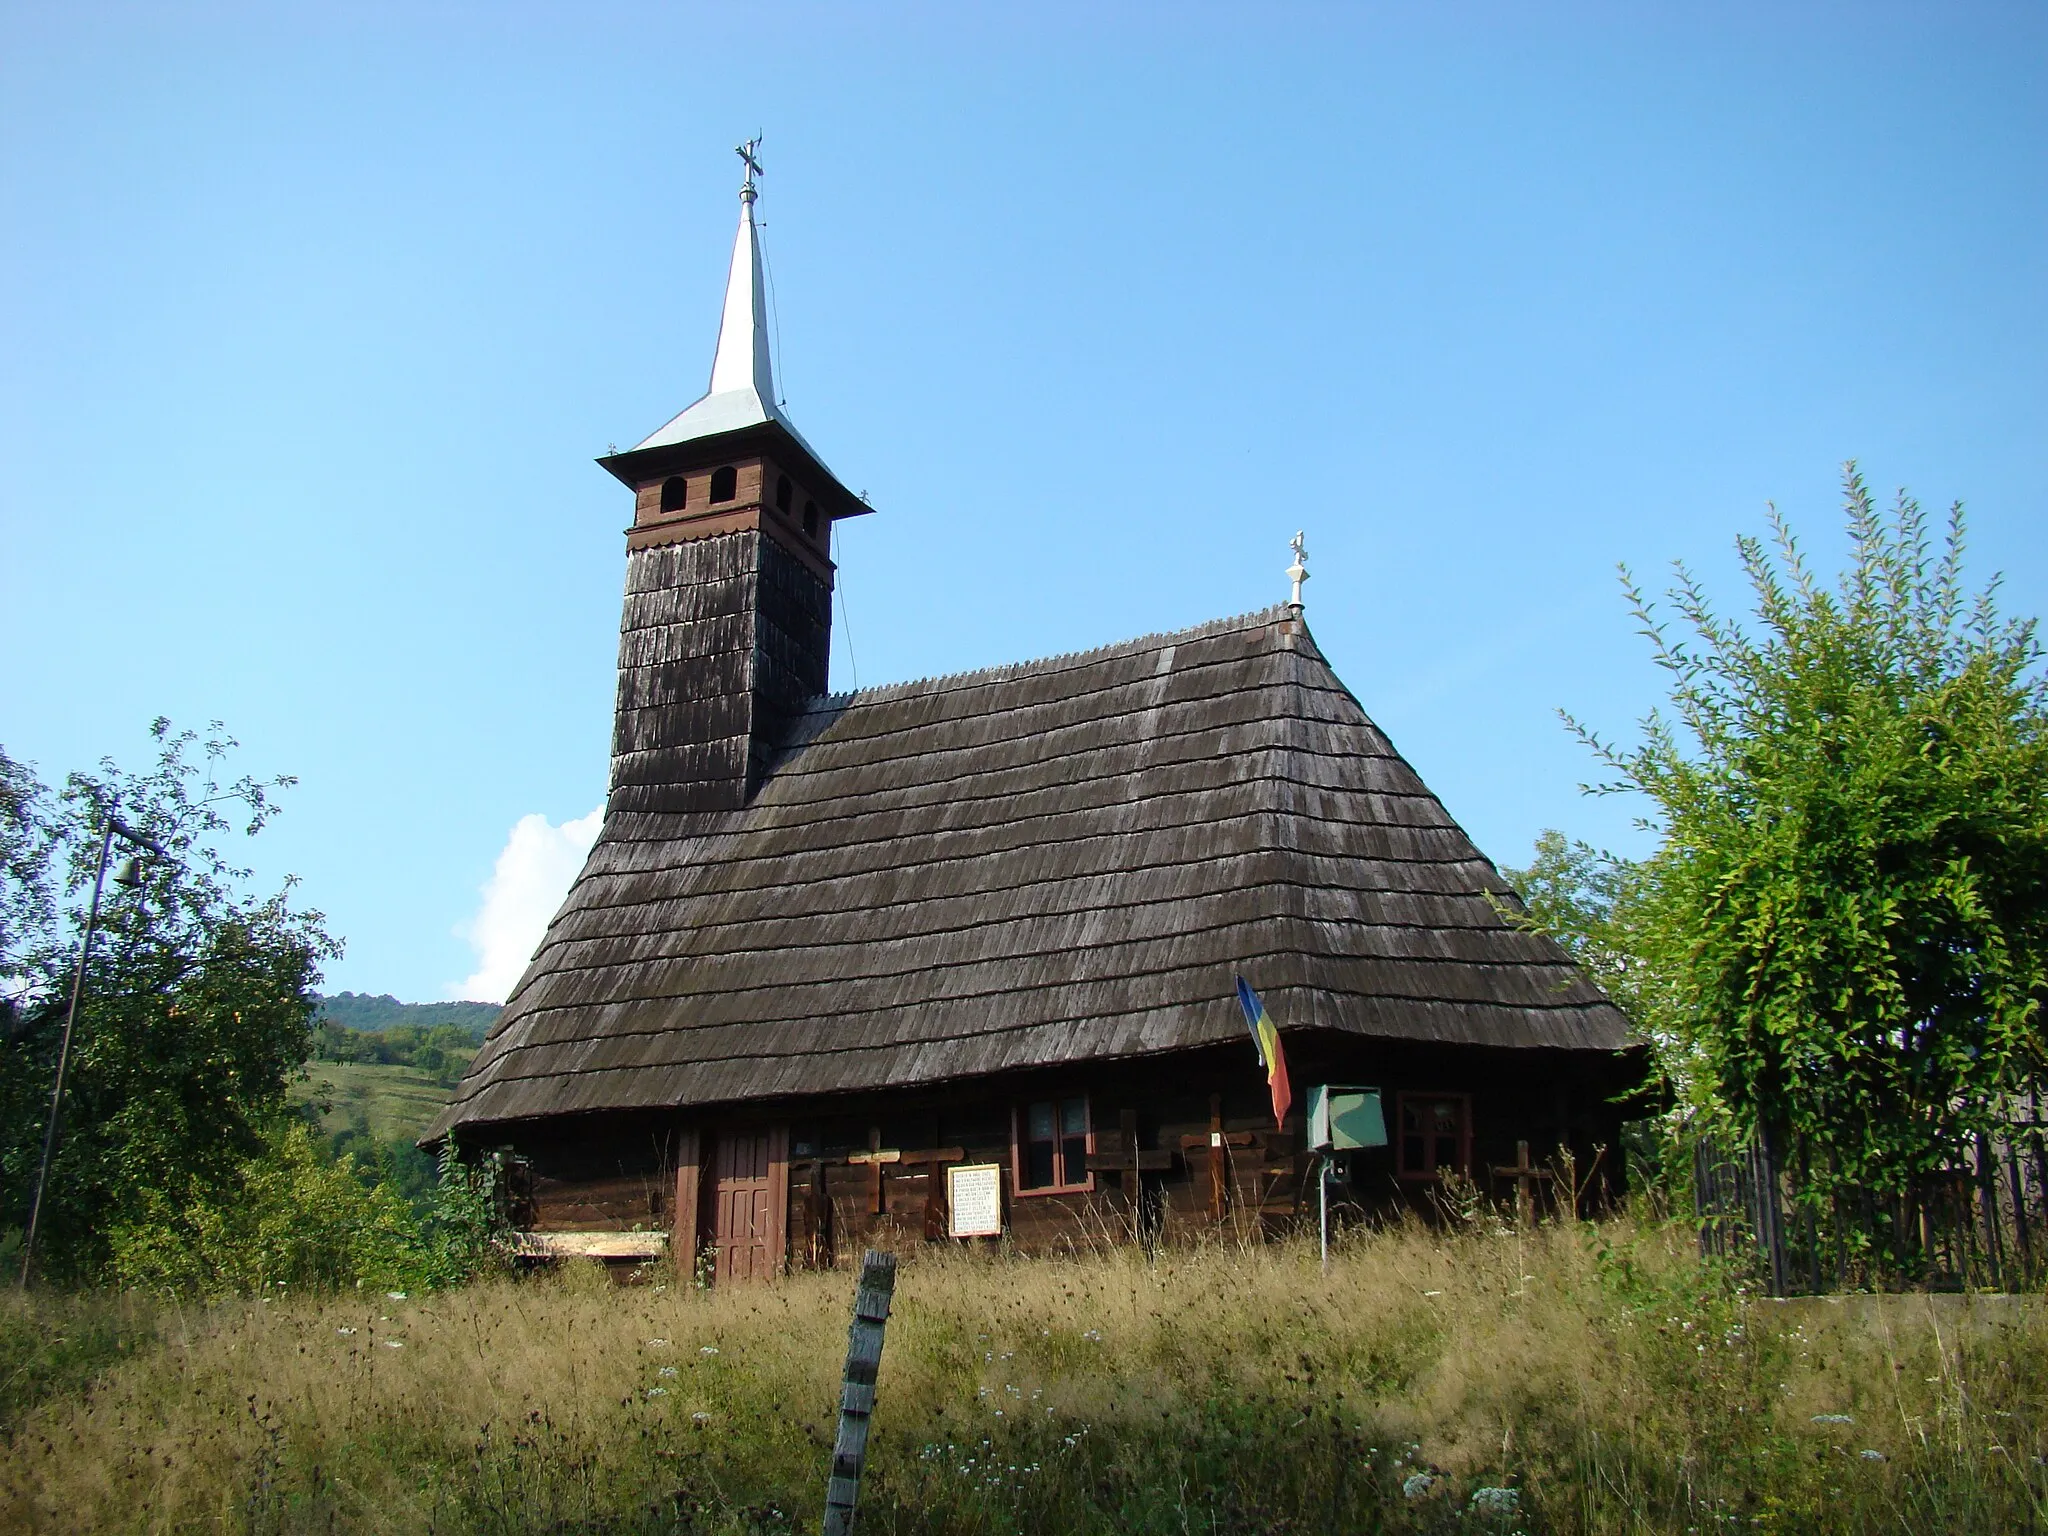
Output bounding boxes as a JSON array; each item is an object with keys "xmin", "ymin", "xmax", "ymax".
[{"xmin": 1489, "ymin": 1139, "xmax": 1558, "ymax": 1224}]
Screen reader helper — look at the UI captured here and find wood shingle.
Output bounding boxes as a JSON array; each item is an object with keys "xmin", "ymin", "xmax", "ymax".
[{"xmin": 431, "ymin": 606, "xmax": 1632, "ymax": 1139}]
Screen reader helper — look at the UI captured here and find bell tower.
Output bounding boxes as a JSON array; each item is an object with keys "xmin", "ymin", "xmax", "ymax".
[{"xmin": 597, "ymin": 142, "xmax": 872, "ymax": 815}]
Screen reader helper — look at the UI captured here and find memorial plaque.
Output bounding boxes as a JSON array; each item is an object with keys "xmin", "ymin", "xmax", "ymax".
[{"xmin": 946, "ymin": 1162, "xmax": 1004, "ymax": 1238}]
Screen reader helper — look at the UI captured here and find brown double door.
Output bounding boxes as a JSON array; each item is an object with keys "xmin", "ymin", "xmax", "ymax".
[{"xmin": 705, "ymin": 1126, "xmax": 787, "ymax": 1285}]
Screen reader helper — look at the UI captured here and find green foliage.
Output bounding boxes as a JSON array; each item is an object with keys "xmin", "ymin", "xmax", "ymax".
[
  {"xmin": 1500, "ymin": 829, "xmax": 1651, "ymax": 1025},
  {"xmin": 313, "ymin": 990, "xmax": 499, "ymax": 1035},
  {"xmin": 420, "ymin": 1140, "xmax": 509, "ymax": 1288},
  {"xmin": 297, "ymin": 1057, "xmax": 459, "ymax": 1149},
  {"xmin": 0, "ymin": 721, "xmax": 339, "ymax": 1281},
  {"xmin": 323, "ymin": 1109, "xmax": 443, "ymax": 1206},
  {"xmin": 95, "ymin": 1116, "xmax": 510, "ymax": 1298},
  {"xmin": 311, "ymin": 1018, "xmax": 480, "ymax": 1083},
  {"xmin": 105, "ymin": 1120, "xmax": 426, "ymax": 1297},
  {"xmin": 1572, "ymin": 468, "xmax": 2048, "ymax": 1222}
]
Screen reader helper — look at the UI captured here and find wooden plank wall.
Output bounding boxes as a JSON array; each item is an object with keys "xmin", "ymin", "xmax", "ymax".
[{"xmin": 504, "ymin": 1040, "xmax": 1640, "ymax": 1269}]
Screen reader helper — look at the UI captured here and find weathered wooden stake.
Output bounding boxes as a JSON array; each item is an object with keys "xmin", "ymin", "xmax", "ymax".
[{"xmin": 821, "ymin": 1250, "xmax": 897, "ymax": 1536}]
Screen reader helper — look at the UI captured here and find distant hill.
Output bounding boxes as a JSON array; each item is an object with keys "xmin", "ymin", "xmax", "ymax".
[{"xmin": 314, "ymin": 992, "xmax": 501, "ymax": 1037}]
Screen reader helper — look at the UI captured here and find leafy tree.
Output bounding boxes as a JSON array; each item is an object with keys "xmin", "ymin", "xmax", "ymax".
[
  {"xmin": 0, "ymin": 722, "xmax": 339, "ymax": 1281},
  {"xmin": 105, "ymin": 1119, "xmax": 424, "ymax": 1296},
  {"xmin": 1500, "ymin": 830, "xmax": 1647, "ymax": 1023},
  {"xmin": 1570, "ymin": 468, "xmax": 2048, "ymax": 1251}
]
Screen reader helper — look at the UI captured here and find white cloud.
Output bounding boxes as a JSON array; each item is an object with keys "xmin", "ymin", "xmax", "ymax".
[{"xmin": 453, "ymin": 807, "xmax": 603, "ymax": 1002}]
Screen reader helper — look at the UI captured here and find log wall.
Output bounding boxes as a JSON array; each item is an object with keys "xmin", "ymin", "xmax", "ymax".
[{"xmin": 482, "ymin": 1037, "xmax": 1645, "ymax": 1274}]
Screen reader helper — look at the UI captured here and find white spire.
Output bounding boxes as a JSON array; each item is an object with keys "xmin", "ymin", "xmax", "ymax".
[
  {"xmin": 707, "ymin": 139, "xmax": 773, "ymax": 402},
  {"xmin": 630, "ymin": 138, "xmax": 829, "ymax": 459}
]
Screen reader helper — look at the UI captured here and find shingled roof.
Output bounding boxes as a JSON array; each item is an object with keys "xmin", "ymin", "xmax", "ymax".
[{"xmin": 431, "ymin": 607, "xmax": 1633, "ymax": 1138}]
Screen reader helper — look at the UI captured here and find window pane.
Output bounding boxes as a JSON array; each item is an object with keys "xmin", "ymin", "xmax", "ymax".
[
  {"xmin": 1403, "ymin": 1135, "xmax": 1425, "ymax": 1170},
  {"xmin": 1025, "ymin": 1141, "xmax": 1056, "ymax": 1189},
  {"xmin": 1059, "ymin": 1098, "xmax": 1087, "ymax": 1137},
  {"xmin": 1060, "ymin": 1136, "xmax": 1088, "ymax": 1186},
  {"xmin": 1028, "ymin": 1103, "xmax": 1056, "ymax": 1142}
]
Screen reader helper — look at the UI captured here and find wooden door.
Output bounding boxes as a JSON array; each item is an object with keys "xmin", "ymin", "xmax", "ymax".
[{"xmin": 708, "ymin": 1126, "xmax": 787, "ymax": 1284}]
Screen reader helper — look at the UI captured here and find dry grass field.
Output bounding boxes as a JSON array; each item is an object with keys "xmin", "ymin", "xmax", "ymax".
[{"xmin": 3, "ymin": 1213, "xmax": 2044, "ymax": 1534}]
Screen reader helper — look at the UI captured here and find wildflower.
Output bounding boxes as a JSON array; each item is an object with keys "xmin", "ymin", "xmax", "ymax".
[
  {"xmin": 382, "ymin": 1340, "xmax": 404, "ymax": 1350},
  {"xmin": 1422, "ymin": 1290, "xmax": 1443, "ymax": 1297},
  {"xmin": 646, "ymin": 1387, "xmax": 668, "ymax": 1398},
  {"xmin": 648, "ymin": 1338, "xmax": 669, "ymax": 1347},
  {"xmin": 693, "ymin": 1412, "xmax": 712, "ymax": 1423},
  {"xmin": 1811, "ymin": 1414, "xmax": 1854, "ymax": 1425},
  {"xmin": 336, "ymin": 1327, "xmax": 356, "ymax": 1336},
  {"xmin": 1468, "ymin": 1487, "xmax": 1519, "ymax": 1515},
  {"xmin": 387, "ymin": 1291, "xmax": 408, "ymax": 1301},
  {"xmin": 1402, "ymin": 1472, "xmax": 1435, "ymax": 1499},
  {"xmin": 1082, "ymin": 1329, "xmax": 1102, "ymax": 1342},
  {"xmin": 658, "ymin": 1366, "xmax": 678, "ymax": 1377},
  {"xmin": 700, "ymin": 1346, "xmax": 719, "ymax": 1356},
  {"xmin": 1860, "ymin": 1449, "xmax": 1885, "ymax": 1461}
]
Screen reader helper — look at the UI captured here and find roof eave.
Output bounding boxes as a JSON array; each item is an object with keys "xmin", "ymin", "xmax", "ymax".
[{"xmin": 596, "ymin": 419, "xmax": 874, "ymax": 522}]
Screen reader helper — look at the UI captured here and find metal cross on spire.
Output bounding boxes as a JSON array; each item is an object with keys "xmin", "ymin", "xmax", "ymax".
[
  {"xmin": 1286, "ymin": 531, "xmax": 1309, "ymax": 609},
  {"xmin": 736, "ymin": 136, "xmax": 764, "ymax": 203}
]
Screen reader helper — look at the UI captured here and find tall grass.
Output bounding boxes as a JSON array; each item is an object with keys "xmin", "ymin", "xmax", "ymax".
[{"xmin": 2, "ymin": 1213, "xmax": 2043, "ymax": 1533}]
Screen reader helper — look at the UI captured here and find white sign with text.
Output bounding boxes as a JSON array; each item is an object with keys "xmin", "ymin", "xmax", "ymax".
[{"xmin": 947, "ymin": 1163, "xmax": 1004, "ymax": 1238}]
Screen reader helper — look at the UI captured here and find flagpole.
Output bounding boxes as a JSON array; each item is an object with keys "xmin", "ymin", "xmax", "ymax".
[{"xmin": 1319, "ymin": 1153, "xmax": 1329, "ymax": 1272}]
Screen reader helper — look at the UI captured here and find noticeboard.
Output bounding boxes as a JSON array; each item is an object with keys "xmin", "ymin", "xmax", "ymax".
[
  {"xmin": 947, "ymin": 1163, "xmax": 1004, "ymax": 1238},
  {"xmin": 1307, "ymin": 1085, "xmax": 1389, "ymax": 1151}
]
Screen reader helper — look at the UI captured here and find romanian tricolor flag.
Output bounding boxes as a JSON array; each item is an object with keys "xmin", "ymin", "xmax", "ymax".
[{"xmin": 1234, "ymin": 976, "xmax": 1293, "ymax": 1130}]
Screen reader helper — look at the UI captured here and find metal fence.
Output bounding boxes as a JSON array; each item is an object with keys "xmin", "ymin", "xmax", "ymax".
[{"xmin": 1692, "ymin": 1098, "xmax": 2048, "ymax": 1294}]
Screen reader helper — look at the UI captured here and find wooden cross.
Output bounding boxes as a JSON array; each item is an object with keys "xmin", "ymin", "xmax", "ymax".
[
  {"xmin": 1489, "ymin": 1139, "xmax": 1558, "ymax": 1224},
  {"xmin": 846, "ymin": 1132, "xmax": 966, "ymax": 1220},
  {"xmin": 902, "ymin": 1145, "xmax": 967, "ymax": 1239},
  {"xmin": 1180, "ymin": 1095, "xmax": 1253, "ymax": 1222},
  {"xmin": 1086, "ymin": 1113, "xmax": 1175, "ymax": 1175},
  {"xmin": 849, "ymin": 1127, "xmax": 890, "ymax": 1213}
]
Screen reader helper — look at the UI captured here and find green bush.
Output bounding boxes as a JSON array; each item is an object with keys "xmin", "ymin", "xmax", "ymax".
[{"xmin": 106, "ymin": 1120, "xmax": 426, "ymax": 1296}]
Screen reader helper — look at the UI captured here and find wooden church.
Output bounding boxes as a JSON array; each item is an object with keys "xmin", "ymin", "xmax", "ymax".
[{"xmin": 427, "ymin": 150, "xmax": 1644, "ymax": 1281}]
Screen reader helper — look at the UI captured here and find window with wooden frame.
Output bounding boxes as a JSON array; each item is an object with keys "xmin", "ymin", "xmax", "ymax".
[
  {"xmin": 1012, "ymin": 1096, "xmax": 1093, "ymax": 1195},
  {"xmin": 1396, "ymin": 1092, "xmax": 1472, "ymax": 1181}
]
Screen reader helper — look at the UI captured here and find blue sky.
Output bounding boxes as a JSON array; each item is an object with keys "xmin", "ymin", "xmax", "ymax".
[{"xmin": 3, "ymin": 3, "xmax": 2043, "ymax": 1001}]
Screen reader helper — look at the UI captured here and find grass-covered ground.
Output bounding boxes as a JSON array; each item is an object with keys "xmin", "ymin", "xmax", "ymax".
[
  {"xmin": 293, "ymin": 1060, "xmax": 460, "ymax": 1146},
  {"xmin": 3, "ymin": 1214, "xmax": 2043, "ymax": 1534}
]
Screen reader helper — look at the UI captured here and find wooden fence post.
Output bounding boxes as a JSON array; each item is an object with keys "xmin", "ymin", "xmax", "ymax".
[
  {"xmin": 821, "ymin": 1250, "xmax": 897, "ymax": 1536},
  {"xmin": 1752, "ymin": 1125, "xmax": 1789, "ymax": 1298}
]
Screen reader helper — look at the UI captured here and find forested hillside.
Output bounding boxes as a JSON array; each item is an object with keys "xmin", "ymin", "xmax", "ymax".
[{"xmin": 314, "ymin": 992, "xmax": 500, "ymax": 1035}]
